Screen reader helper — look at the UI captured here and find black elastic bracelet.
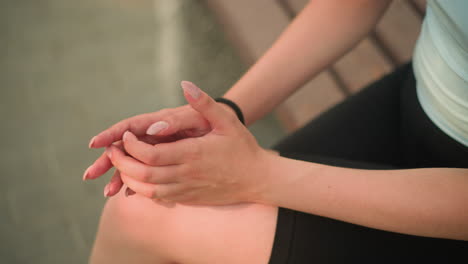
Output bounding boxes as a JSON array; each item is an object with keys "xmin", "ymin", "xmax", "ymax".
[{"xmin": 215, "ymin": 98, "xmax": 245, "ymax": 125}]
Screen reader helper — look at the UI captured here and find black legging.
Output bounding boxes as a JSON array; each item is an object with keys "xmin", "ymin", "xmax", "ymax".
[{"xmin": 268, "ymin": 63, "xmax": 468, "ymax": 264}]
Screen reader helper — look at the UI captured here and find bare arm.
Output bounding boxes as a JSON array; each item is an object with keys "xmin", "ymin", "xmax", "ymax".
[
  {"xmin": 223, "ymin": 0, "xmax": 392, "ymax": 125},
  {"xmin": 257, "ymin": 153, "xmax": 468, "ymax": 240},
  {"xmin": 105, "ymin": 83, "xmax": 468, "ymax": 241},
  {"xmin": 223, "ymin": 0, "xmax": 468, "ymax": 241}
]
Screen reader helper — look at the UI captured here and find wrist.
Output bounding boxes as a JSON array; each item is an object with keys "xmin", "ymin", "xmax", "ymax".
[
  {"xmin": 251, "ymin": 152, "xmax": 326, "ymax": 209},
  {"xmin": 217, "ymin": 102, "xmax": 237, "ymax": 117},
  {"xmin": 215, "ymin": 98, "xmax": 245, "ymax": 125},
  {"xmin": 247, "ymin": 149, "xmax": 284, "ymax": 205}
]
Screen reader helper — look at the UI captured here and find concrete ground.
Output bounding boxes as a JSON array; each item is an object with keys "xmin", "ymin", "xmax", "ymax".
[{"xmin": 0, "ymin": 0, "xmax": 284, "ymax": 263}]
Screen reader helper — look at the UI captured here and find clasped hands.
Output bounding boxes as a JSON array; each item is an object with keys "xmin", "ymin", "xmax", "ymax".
[{"xmin": 83, "ymin": 81, "xmax": 274, "ymax": 205}]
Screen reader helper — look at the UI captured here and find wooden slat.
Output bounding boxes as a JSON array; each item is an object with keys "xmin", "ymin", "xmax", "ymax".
[
  {"xmin": 204, "ymin": 0, "xmax": 289, "ymax": 65},
  {"xmin": 205, "ymin": 0, "xmax": 345, "ymax": 131},
  {"xmin": 285, "ymin": 0, "xmax": 393, "ymax": 93},
  {"xmin": 335, "ymin": 39, "xmax": 392, "ymax": 92},
  {"xmin": 374, "ymin": 0, "xmax": 423, "ymax": 65},
  {"xmin": 207, "ymin": 0, "xmax": 424, "ymax": 130},
  {"xmin": 278, "ymin": 72, "xmax": 345, "ymax": 130}
]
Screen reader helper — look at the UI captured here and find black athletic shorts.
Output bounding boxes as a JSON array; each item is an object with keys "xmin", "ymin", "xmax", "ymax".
[{"xmin": 268, "ymin": 63, "xmax": 468, "ymax": 263}]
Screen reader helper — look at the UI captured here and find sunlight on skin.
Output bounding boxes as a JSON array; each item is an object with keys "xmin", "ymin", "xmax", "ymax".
[{"xmin": 90, "ymin": 187, "xmax": 278, "ymax": 264}]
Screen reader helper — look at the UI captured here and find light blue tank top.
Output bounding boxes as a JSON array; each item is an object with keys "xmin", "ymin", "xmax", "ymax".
[{"xmin": 413, "ymin": 0, "xmax": 468, "ymax": 146}]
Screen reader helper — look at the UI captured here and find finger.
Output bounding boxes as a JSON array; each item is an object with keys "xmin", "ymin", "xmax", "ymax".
[
  {"xmin": 83, "ymin": 152, "xmax": 113, "ymax": 180},
  {"xmin": 122, "ymin": 131, "xmax": 193, "ymax": 166},
  {"xmin": 146, "ymin": 109, "xmax": 210, "ymax": 137},
  {"xmin": 138, "ymin": 134, "xmax": 181, "ymax": 144},
  {"xmin": 156, "ymin": 189, "xmax": 215, "ymax": 205},
  {"xmin": 89, "ymin": 113, "xmax": 151, "ymax": 148},
  {"xmin": 83, "ymin": 142, "xmax": 125, "ymax": 181},
  {"xmin": 103, "ymin": 170, "xmax": 124, "ymax": 197},
  {"xmin": 138, "ymin": 134, "xmax": 163, "ymax": 145},
  {"xmin": 106, "ymin": 145, "xmax": 179, "ymax": 184},
  {"xmin": 120, "ymin": 173, "xmax": 184, "ymax": 199},
  {"xmin": 89, "ymin": 107, "xmax": 185, "ymax": 148},
  {"xmin": 180, "ymin": 81, "xmax": 237, "ymax": 131},
  {"xmin": 151, "ymin": 198, "xmax": 177, "ymax": 208}
]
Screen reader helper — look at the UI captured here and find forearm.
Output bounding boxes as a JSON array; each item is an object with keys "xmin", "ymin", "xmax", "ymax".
[
  {"xmin": 258, "ymin": 153, "xmax": 468, "ymax": 240},
  {"xmin": 223, "ymin": 0, "xmax": 391, "ymax": 125}
]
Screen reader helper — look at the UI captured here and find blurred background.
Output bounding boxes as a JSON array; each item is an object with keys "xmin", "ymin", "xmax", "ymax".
[
  {"xmin": 0, "ymin": 0, "xmax": 284, "ymax": 263},
  {"xmin": 1, "ymin": 0, "xmax": 425, "ymax": 262}
]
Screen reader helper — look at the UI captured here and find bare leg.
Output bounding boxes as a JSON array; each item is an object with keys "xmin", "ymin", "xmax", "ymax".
[{"xmin": 89, "ymin": 186, "xmax": 278, "ymax": 264}]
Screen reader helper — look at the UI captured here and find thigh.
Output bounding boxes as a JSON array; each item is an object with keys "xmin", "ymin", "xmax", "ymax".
[
  {"xmin": 90, "ymin": 187, "xmax": 278, "ymax": 264},
  {"xmin": 268, "ymin": 155, "xmax": 468, "ymax": 264},
  {"xmin": 271, "ymin": 208, "xmax": 468, "ymax": 264},
  {"xmin": 273, "ymin": 63, "xmax": 412, "ymax": 166},
  {"xmin": 269, "ymin": 64, "xmax": 468, "ymax": 264}
]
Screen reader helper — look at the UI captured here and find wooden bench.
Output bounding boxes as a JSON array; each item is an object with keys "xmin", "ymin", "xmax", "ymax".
[{"xmin": 205, "ymin": 0, "xmax": 426, "ymax": 131}]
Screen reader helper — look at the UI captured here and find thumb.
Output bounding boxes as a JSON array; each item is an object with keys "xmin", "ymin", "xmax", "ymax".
[{"xmin": 181, "ymin": 81, "xmax": 233, "ymax": 130}]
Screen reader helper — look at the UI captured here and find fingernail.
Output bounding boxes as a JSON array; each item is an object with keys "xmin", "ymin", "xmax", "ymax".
[
  {"xmin": 181, "ymin": 81, "xmax": 201, "ymax": 99},
  {"xmin": 123, "ymin": 131, "xmax": 133, "ymax": 141},
  {"xmin": 125, "ymin": 187, "xmax": 136, "ymax": 197},
  {"xmin": 105, "ymin": 146, "xmax": 112, "ymax": 159},
  {"xmin": 82, "ymin": 166, "xmax": 92, "ymax": 181},
  {"xmin": 104, "ymin": 183, "xmax": 111, "ymax": 197},
  {"xmin": 88, "ymin": 136, "xmax": 96, "ymax": 148},
  {"xmin": 146, "ymin": 121, "xmax": 169, "ymax": 135}
]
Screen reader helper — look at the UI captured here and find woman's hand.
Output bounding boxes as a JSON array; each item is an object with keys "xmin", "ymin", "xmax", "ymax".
[
  {"xmin": 83, "ymin": 102, "xmax": 212, "ymax": 197},
  {"xmin": 106, "ymin": 81, "xmax": 273, "ymax": 205}
]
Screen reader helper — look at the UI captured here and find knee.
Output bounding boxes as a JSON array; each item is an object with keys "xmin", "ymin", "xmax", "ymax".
[
  {"xmin": 164, "ymin": 202, "xmax": 278, "ymax": 264},
  {"xmin": 107, "ymin": 190, "xmax": 278, "ymax": 264}
]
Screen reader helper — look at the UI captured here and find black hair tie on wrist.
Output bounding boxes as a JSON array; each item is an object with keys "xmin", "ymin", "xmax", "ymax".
[{"xmin": 215, "ymin": 98, "xmax": 245, "ymax": 125}]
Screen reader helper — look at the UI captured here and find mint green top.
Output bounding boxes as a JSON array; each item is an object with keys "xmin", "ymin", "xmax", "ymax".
[{"xmin": 413, "ymin": 0, "xmax": 468, "ymax": 146}]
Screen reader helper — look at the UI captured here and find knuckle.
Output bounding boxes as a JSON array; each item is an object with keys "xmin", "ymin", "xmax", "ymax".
[
  {"xmin": 138, "ymin": 168, "xmax": 153, "ymax": 182},
  {"xmin": 141, "ymin": 188, "xmax": 157, "ymax": 199},
  {"xmin": 192, "ymin": 141, "xmax": 202, "ymax": 155},
  {"xmin": 186, "ymin": 141, "xmax": 202, "ymax": 161},
  {"xmin": 148, "ymin": 188, "xmax": 159, "ymax": 199},
  {"xmin": 155, "ymin": 188, "xmax": 168, "ymax": 199},
  {"xmin": 182, "ymin": 164, "xmax": 200, "ymax": 180},
  {"xmin": 147, "ymin": 150, "xmax": 160, "ymax": 165},
  {"xmin": 127, "ymin": 122, "xmax": 137, "ymax": 134},
  {"xmin": 158, "ymin": 108, "xmax": 172, "ymax": 116},
  {"xmin": 198, "ymin": 97, "xmax": 213, "ymax": 109},
  {"xmin": 177, "ymin": 165, "xmax": 190, "ymax": 179},
  {"xmin": 126, "ymin": 114, "xmax": 148, "ymax": 133},
  {"xmin": 111, "ymin": 156, "xmax": 121, "ymax": 167},
  {"xmin": 111, "ymin": 118, "xmax": 129, "ymax": 130},
  {"xmin": 226, "ymin": 113, "xmax": 238, "ymax": 124}
]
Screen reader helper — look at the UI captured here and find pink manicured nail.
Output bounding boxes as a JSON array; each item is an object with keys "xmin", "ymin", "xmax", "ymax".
[
  {"xmin": 105, "ymin": 147, "xmax": 112, "ymax": 159},
  {"xmin": 181, "ymin": 81, "xmax": 201, "ymax": 99},
  {"xmin": 88, "ymin": 136, "xmax": 96, "ymax": 148},
  {"xmin": 146, "ymin": 121, "xmax": 169, "ymax": 135},
  {"xmin": 82, "ymin": 166, "xmax": 92, "ymax": 181},
  {"xmin": 104, "ymin": 183, "xmax": 111, "ymax": 197},
  {"xmin": 125, "ymin": 187, "xmax": 136, "ymax": 197},
  {"xmin": 123, "ymin": 131, "xmax": 131, "ymax": 141}
]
